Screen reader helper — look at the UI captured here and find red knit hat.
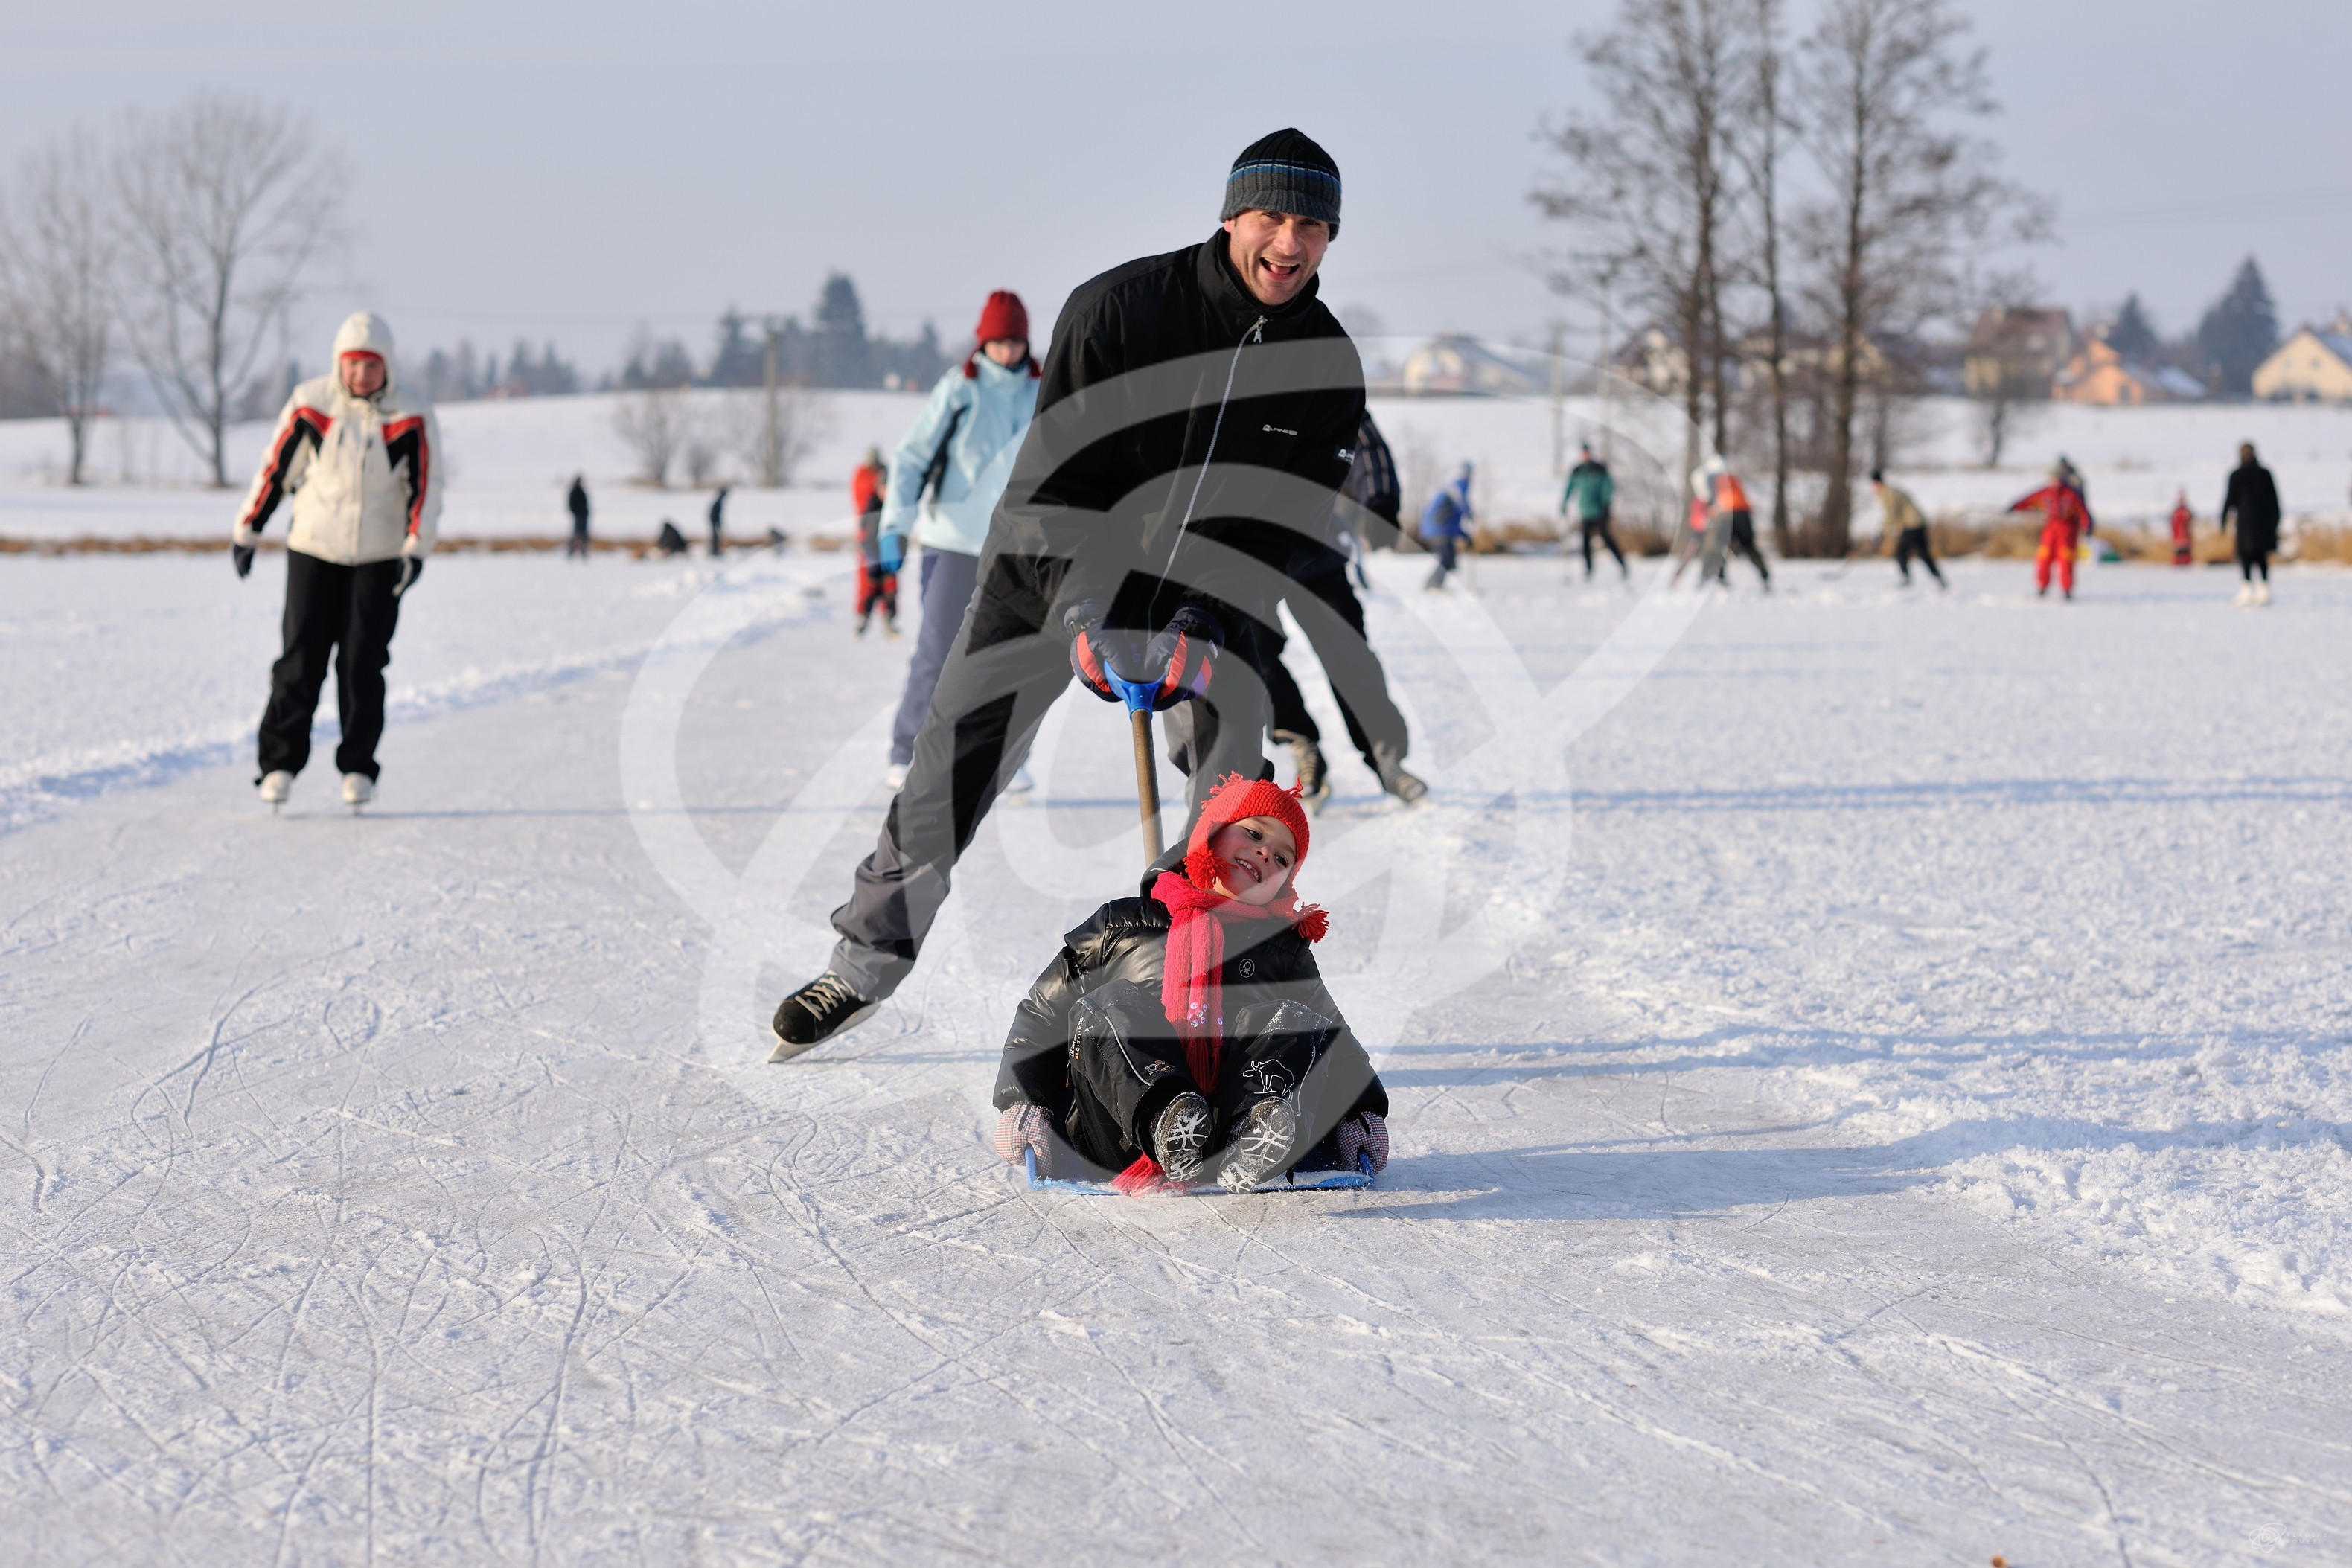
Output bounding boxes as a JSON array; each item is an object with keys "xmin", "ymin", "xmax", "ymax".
[
  {"xmin": 1181, "ymin": 772, "xmax": 1312, "ymax": 902},
  {"xmin": 973, "ymin": 290, "xmax": 1029, "ymax": 345}
]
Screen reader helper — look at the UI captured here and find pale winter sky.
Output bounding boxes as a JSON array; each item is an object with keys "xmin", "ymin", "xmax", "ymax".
[{"xmin": 5, "ymin": 0, "xmax": 2347, "ymax": 378}]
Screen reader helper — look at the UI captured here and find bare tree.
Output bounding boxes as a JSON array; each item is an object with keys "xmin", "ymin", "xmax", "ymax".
[
  {"xmin": 1964, "ymin": 272, "xmax": 2053, "ymax": 467},
  {"xmin": 1536, "ymin": 0, "xmax": 1748, "ymax": 479},
  {"xmin": 611, "ymin": 385, "xmax": 710, "ymax": 484},
  {"xmin": 0, "ymin": 132, "xmax": 118, "ymax": 485},
  {"xmin": 112, "ymin": 95, "xmax": 344, "ymax": 487},
  {"xmin": 1791, "ymin": 0, "xmax": 2041, "ymax": 553},
  {"xmin": 1728, "ymin": 0, "xmax": 1796, "ymax": 552},
  {"xmin": 733, "ymin": 384, "xmax": 828, "ymax": 488}
]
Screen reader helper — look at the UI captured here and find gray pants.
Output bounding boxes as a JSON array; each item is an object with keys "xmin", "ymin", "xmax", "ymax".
[
  {"xmin": 828, "ymin": 551, "xmax": 1271, "ymax": 999},
  {"xmin": 890, "ymin": 547, "xmax": 980, "ymax": 767}
]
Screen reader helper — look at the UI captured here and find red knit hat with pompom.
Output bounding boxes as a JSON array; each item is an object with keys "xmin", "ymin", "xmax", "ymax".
[
  {"xmin": 1180, "ymin": 773, "xmax": 1313, "ymax": 909},
  {"xmin": 973, "ymin": 290, "xmax": 1029, "ymax": 345}
]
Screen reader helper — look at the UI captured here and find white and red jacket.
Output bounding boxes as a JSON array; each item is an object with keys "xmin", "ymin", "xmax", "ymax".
[{"xmin": 234, "ymin": 312, "xmax": 441, "ymax": 564}]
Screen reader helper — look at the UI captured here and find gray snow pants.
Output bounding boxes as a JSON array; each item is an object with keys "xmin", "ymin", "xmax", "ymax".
[
  {"xmin": 889, "ymin": 547, "xmax": 980, "ymax": 767},
  {"xmin": 828, "ymin": 551, "xmax": 1272, "ymax": 999}
]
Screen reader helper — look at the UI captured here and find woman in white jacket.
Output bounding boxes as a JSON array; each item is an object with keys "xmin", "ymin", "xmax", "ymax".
[
  {"xmin": 878, "ymin": 291, "xmax": 1041, "ymax": 789},
  {"xmin": 231, "ymin": 311, "xmax": 441, "ymax": 810}
]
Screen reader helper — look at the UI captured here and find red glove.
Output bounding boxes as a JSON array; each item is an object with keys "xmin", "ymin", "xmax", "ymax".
[
  {"xmin": 994, "ymin": 1105, "xmax": 1055, "ymax": 1175},
  {"xmin": 1335, "ymin": 1113, "xmax": 1388, "ymax": 1174}
]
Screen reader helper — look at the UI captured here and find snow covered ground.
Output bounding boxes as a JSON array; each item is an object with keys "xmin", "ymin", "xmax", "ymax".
[
  {"xmin": 4, "ymin": 545, "xmax": 2350, "ymax": 1564},
  {"xmin": 5, "ymin": 380, "xmax": 2351, "ymax": 551}
]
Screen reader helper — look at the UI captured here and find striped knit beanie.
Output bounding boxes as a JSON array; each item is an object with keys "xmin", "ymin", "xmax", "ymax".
[{"xmin": 1221, "ymin": 129, "xmax": 1341, "ymax": 236}]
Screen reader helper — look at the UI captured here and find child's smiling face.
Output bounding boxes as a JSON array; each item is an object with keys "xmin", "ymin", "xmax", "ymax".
[{"xmin": 1207, "ymin": 816, "xmax": 1297, "ymax": 907}]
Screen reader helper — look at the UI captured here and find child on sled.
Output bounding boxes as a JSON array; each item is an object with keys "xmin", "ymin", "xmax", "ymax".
[{"xmin": 991, "ymin": 773, "xmax": 1390, "ymax": 1193}]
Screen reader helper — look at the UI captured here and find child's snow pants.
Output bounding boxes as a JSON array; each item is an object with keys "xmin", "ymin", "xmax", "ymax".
[
  {"xmin": 1058, "ymin": 982, "xmax": 1339, "ymax": 1176},
  {"xmin": 2034, "ymin": 520, "xmax": 2080, "ymax": 595}
]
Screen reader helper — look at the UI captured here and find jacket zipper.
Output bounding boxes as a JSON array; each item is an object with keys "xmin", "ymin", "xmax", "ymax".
[{"xmin": 1163, "ymin": 313, "xmax": 1266, "ymax": 575}]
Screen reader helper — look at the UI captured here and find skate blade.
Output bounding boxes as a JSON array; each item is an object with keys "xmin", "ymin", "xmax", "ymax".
[{"xmin": 767, "ymin": 1001, "xmax": 879, "ymax": 1062}]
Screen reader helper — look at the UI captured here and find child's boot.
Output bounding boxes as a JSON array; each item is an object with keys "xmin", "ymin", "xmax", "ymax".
[
  {"xmin": 1211, "ymin": 1096, "xmax": 1299, "ymax": 1193},
  {"xmin": 1151, "ymin": 1092, "xmax": 1212, "ymax": 1183}
]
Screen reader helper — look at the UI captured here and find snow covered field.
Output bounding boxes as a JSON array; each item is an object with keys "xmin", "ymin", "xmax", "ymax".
[
  {"xmin": 4, "ymin": 545, "xmax": 2350, "ymax": 1564},
  {"xmin": 4, "ymin": 380, "xmax": 2351, "ymax": 551}
]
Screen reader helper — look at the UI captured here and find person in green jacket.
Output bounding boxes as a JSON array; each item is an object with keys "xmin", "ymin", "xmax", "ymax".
[{"xmin": 1561, "ymin": 443, "xmax": 1626, "ymax": 580}]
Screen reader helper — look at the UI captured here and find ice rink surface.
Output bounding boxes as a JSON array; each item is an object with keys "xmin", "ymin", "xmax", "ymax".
[{"xmin": 3, "ymin": 547, "xmax": 2348, "ymax": 1564}]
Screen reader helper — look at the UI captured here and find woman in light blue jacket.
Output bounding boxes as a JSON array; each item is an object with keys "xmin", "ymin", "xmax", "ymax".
[{"xmin": 880, "ymin": 290, "xmax": 1041, "ymax": 787}]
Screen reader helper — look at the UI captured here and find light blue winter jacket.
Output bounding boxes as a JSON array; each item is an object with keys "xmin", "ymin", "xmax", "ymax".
[{"xmin": 880, "ymin": 353, "xmax": 1041, "ymax": 557}]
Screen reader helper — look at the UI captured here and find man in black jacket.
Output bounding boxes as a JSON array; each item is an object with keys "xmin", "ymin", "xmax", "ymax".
[
  {"xmin": 772, "ymin": 128, "xmax": 1367, "ymax": 1055},
  {"xmin": 2220, "ymin": 442, "xmax": 2281, "ymax": 607}
]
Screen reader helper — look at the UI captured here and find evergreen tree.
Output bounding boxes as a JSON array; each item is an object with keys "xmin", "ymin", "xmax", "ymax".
[
  {"xmin": 812, "ymin": 273, "xmax": 871, "ymax": 387},
  {"xmin": 707, "ymin": 307, "xmax": 764, "ymax": 388},
  {"xmin": 2106, "ymin": 293, "xmax": 2160, "ymax": 364},
  {"xmin": 2196, "ymin": 257, "xmax": 2278, "ymax": 396}
]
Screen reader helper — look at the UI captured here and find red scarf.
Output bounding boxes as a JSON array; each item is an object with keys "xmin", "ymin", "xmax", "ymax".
[{"xmin": 1151, "ymin": 856, "xmax": 1328, "ymax": 1092}]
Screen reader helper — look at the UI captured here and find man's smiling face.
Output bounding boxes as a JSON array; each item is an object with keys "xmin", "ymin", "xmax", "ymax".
[{"xmin": 1222, "ymin": 210, "xmax": 1331, "ymax": 309}]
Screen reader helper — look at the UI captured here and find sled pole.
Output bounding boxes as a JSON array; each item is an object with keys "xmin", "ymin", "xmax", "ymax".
[{"xmin": 1131, "ymin": 707, "xmax": 1163, "ymax": 863}]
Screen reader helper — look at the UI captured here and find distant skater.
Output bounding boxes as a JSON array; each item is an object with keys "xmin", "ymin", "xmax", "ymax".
[
  {"xmin": 1562, "ymin": 442, "xmax": 1626, "ymax": 580},
  {"xmin": 566, "ymin": 474, "xmax": 590, "ymax": 559},
  {"xmin": 1419, "ymin": 462, "xmax": 1473, "ymax": 591},
  {"xmin": 875, "ymin": 291, "xmax": 1042, "ymax": 790},
  {"xmin": 851, "ymin": 449, "xmax": 898, "ymax": 636},
  {"xmin": 231, "ymin": 311, "xmax": 440, "ymax": 812},
  {"xmin": 708, "ymin": 485, "xmax": 729, "ymax": 558},
  {"xmin": 1693, "ymin": 457, "xmax": 1769, "ymax": 589},
  {"xmin": 2169, "ymin": 490, "xmax": 2193, "ymax": 568},
  {"xmin": 2219, "ymin": 442, "xmax": 2279, "ymax": 607},
  {"xmin": 1870, "ymin": 469, "xmax": 1945, "ymax": 589},
  {"xmin": 2011, "ymin": 464, "xmax": 2094, "ymax": 601}
]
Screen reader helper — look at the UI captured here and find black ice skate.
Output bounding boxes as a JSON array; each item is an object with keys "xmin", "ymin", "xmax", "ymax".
[
  {"xmin": 1150, "ymin": 1092, "xmax": 1213, "ymax": 1183},
  {"xmin": 770, "ymin": 972, "xmax": 879, "ymax": 1060},
  {"xmin": 1372, "ymin": 743, "xmax": 1428, "ymax": 805},
  {"xmin": 1208, "ymin": 1096, "xmax": 1299, "ymax": 1193},
  {"xmin": 1273, "ymin": 729, "xmax": 1329, "ymax": 814}
]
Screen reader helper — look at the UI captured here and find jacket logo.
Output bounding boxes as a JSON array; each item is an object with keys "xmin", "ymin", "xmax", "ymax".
[
  {"xmin": 1336, "ymin": 447, "xmax": 1353, "ymax": 461},
  {"xmin": 1262, "ymin": 423, "xmax": 1298, "ymax": 437}
]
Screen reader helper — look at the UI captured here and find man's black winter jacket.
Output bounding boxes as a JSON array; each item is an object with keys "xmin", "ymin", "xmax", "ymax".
[
  {"xmin": 993, "ymin": 860, "xmax": 1387, "ymax": 1132},
  {"xmin": 991, "ymin": 229, "xmax": 1367, "ymax": 626},
  {"xmin": 2221, "ymin": 461, "xmax": 2281, "ymax": 552}
]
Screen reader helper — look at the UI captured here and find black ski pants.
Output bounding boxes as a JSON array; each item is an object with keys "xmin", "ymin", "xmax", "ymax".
[
  {"xmin": 258, "ymin": 550, "xmax": 406, "ymax": 781},
  {"xmin": 2238, "ymin": 547, "xmax": 2270, "ymax": 582},
  {"xmin": 1058, "ymin": 983, "xmax": 1335, "ymax": 1176},
  {"xmin": 1579, "ymin": 515, "xmax": 1627, "ymax": 576},
  {"xmin": 1895, "ymin": 525, "xmax": 1945, "ymax": 586},
  {"xmin": 1256, "ymin": 541, "xmax": 1409, "ymax": 773},
  {"xmin": 1707, "ymin": 511, "xmax": 1771, "ymax": 586},
  {"xmin": 827, "ymin": 552, "xmax": 1273, "ymax": 998}
]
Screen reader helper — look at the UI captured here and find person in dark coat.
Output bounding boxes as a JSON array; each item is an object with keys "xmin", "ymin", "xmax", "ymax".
[
  {"xmin": 991, "ymin": 773, "xmax": 1388, "ymax": 1192},
  {"xmin": 770, "ymin": 127, "xmax": 1366, "ymax": 1055},
  {"xmin": 566, "ymin": 475, "xmax": 590, "ymax": 560},
  {"xmin": 2219, "ymin": 442, "xmax": 2281, "ymax": 606},
  {"xmin": 1259, "ymin": 409, "xmax": 1424, "ymax": 811},
  {"xmin": 707, "ymin": 485, "xmax": 729, "ymax": 558}
]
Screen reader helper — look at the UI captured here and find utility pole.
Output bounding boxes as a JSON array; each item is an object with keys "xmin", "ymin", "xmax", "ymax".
[
  {"xmin": 1597, "ymin": 266, "xmax": 1616, "ymax": 466},
  {"xmin": 760, "ymin": 320, "xmax": 782, "ymax": 487},
  {"xmin": 1549, "ymin": 321, "xmax": 1566, "ymax": 478}
]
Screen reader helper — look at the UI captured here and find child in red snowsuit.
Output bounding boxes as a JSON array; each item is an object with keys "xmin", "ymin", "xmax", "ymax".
[
  {"xmin": 989, "ymin": 775, "xmax": 1390, "ymax": 1194},
  {"xmin": 850, "ymin": 449, "xmax": 897, "ymax": 635},
  {"xmin": 2170, "ymin": 491, "xmax": 2193, "ymax": 567},
  {"xmin": 2011, "ymin": 468, "xmax": 2094, "ymax": 599}
]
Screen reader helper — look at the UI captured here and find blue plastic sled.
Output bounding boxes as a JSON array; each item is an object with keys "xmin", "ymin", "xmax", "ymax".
[{"xmin": 1024, "ymin": 1147, "xmax": 1375, "ymax": 1195}]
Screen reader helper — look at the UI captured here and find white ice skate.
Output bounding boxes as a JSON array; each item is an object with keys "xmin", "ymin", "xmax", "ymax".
[
  {"xmin": 258, "ymin": 770, "xmax": 293, "ymax": 813},
  {"xmin": 2232, "ymin": 583, "xmax": 2253, "ymax": 607},
  {"xmin": 1004, "ymin": 765, "xmax": 1035, "ymax": 796},
  {"xmin": 2254, "ymin": 581, "xmax": 2272, "ymax": 607},
  {"xmin": 341, "ymin": 772, "xmax": 374, "ymax": 812}
]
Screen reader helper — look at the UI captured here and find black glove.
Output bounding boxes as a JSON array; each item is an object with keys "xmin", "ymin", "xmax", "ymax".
[
  {"xmin": 232, "ymin": 544, "xmax": 255, "ymax": 579},
  {"xmin": 392, "ymin": 557, "xmax": 424, "ymax": 598},
  {"xmin": 1067, "ymin": 602, "xmax": 1221, "ymax": 711}
]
